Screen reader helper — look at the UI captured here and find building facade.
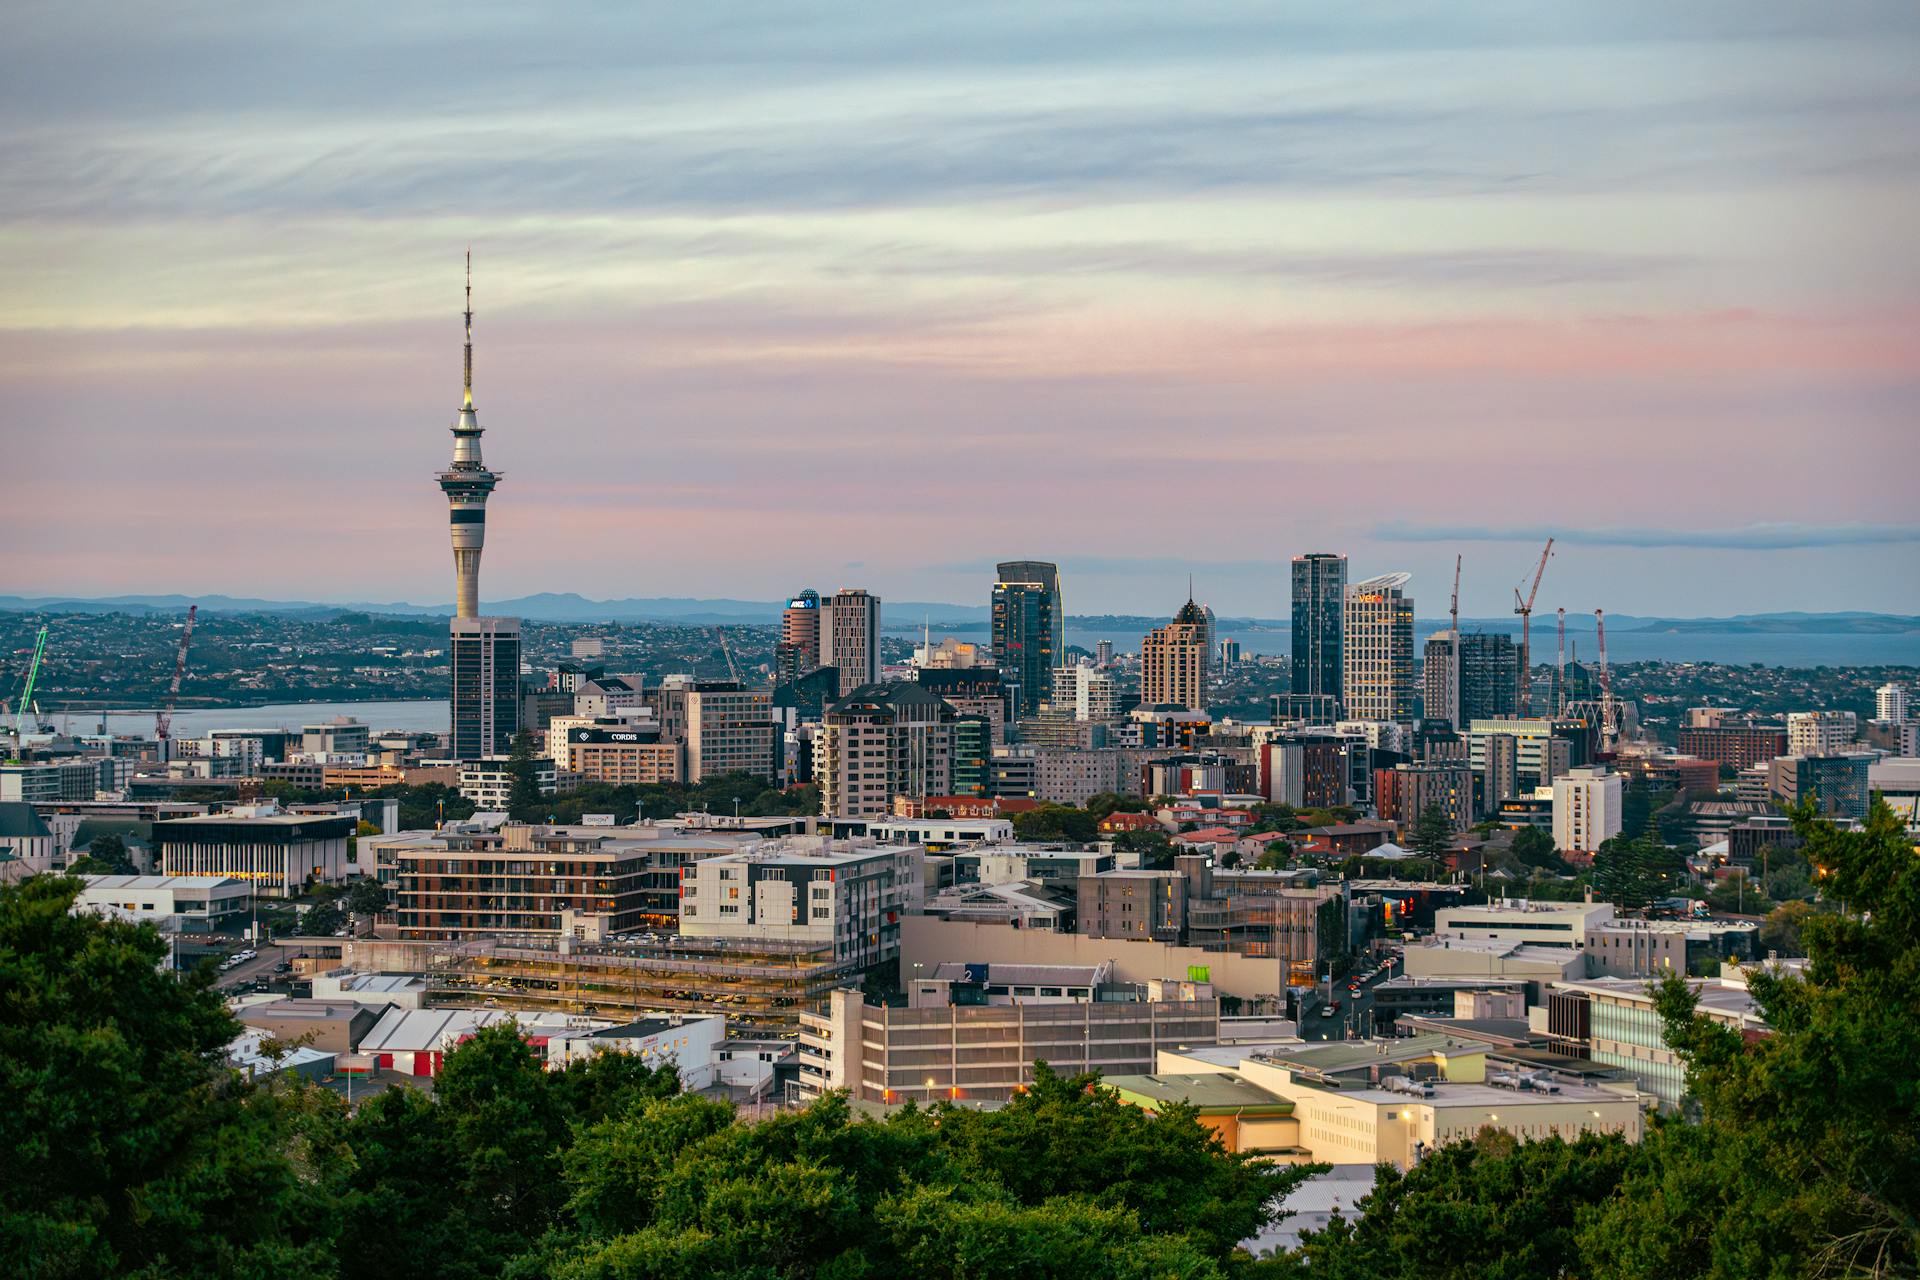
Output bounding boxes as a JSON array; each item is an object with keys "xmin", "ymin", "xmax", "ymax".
[
  {"xmin": 822, "ymin": 589, "xmax": 881, "ymax": 697},
  {"xmin": 819, "ymin": 683, "xmax": 956, "ymax": 818},
  {"xmin": 1552, "ymin": 767, "xmax": 1623, "ymax": 859},
  {"xmin": 1141, "ymin": 599, "xmax": 1210, "ymax": 711},
  {"xmin": 991, "ymin": 560, "xmax": 1063, "ymax": 718},
  {"xmin": 154, "ymin": 811, "xmax": 352, "ymax": 897},
  {"xmin": 1343, "ymin": 573, "xmax": 1415, "ymax": 723},
  {"xmin": 1291, "ymin": 553, "xmax": 1346, "ymax": 714},
  {"xmin": 450, "ymin": 616, "xmax": 522, "ymax": 761}
]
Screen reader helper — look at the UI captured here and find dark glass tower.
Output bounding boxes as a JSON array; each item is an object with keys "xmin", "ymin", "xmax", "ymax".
[
  {"xmin": 1291, "ymin": 553, "xmax": 1346, "ymax": 711},
  {"xmin": 992, "ymin": 560, "xmax": 1062, "ymax": 717}
]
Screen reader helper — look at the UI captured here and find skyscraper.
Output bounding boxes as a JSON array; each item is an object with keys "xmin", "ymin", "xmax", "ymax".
[
  {"xmin": 1423, "ymin": 630, "xmax": 1517, "ymax": 727},
  {"xmin": 823, "ymin": 588, "xmax": 881, "ymax": 696},
  {"xmin": 1343, "ymin": 572, "xmax": 1415, "ymax": 723},
  {"xmin": 991, "ymin": 561, "xmax": 1063, "ymax": 717},
  {"xmin": 1291, "ymin": 553, "xmax": 1346, "ymax": 714},
  {"xmin": 1141, "ymin": 597, "xmax": 1209, "ymax": 711},
  {"xmin": 437, "ymin": 255, "xmax": 519, "ymax": 759},
  {"xmin": 451, "ymin": 617, "xmax": 521, "ymax": 760},
  {"xmin": 778, "ymin": 589, "xmax": 821, "ymax": 681},
  {"xmin": 1878, "ymin": 682, "xmax": 1910, "ymax": 724}
]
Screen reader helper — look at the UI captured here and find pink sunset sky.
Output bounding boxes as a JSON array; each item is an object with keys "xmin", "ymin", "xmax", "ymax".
[{"xmin": 2, "ymin": 3, "xmax": 1916, "ymax": 618}]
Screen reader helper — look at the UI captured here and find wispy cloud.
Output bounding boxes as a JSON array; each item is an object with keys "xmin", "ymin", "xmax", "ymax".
[{"xmin": 1372, "ymin": 522, "xmax": 1920, "ymax": 550}]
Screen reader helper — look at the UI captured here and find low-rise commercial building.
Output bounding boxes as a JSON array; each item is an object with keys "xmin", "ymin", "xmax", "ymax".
[
  {"xmin": 795, "ymin": 978, "xmax": 1219, "ymax": 1105},
  {"xmin": 153, "ymin": 808, "xmax": 352, "ymax": 897},
  {"xmin": 1585, "ymin": 917, "xmax": 1759, "ymax": 978},
  {"xmin": 73, "ymin": 873, "xmax": 252, "ymax": 935},
  {"xmin": 1433, "ymin": 899, "xmax": 1613, "ymax": 949},
  {"xmin": 1142, "ymin": 1035, "xmax": 1642, "ymax": 1168},
  {"xmin": 1548, "ymin": 975, "xmax": 1766, "ymax": 1107}
]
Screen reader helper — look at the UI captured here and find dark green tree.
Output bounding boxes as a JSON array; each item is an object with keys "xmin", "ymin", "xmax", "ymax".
[
  {"xmin": 1285, "ymin": 1128, "xmax": 1638, "ymax": 1280},
  {"xmin": 1591, "ymin": 834, "xmax": 1683, "ymax": 909},
  {"xmin": 82, "ymin": 832, "xmax": 136, "ymax": 874},
  {"xmin": 0, "ymin": 875, "xmax": 337, "ymax": 1278},
  {"xmin": 1406, "ymin": 802, "xmax": 1455, "ymax": 859},
  {"xmin": 1507, "ymin": 825, "xmax": 1562, "ymax": 872},
  {"xmin": 342, "ymin": 877, "xmax": 389, "ymax": 919},
  {"xmin": 302, "ymin": 899, "xmax": 345, "ymax": 936},
  {"xmin": 1580, "ymin": 798, "xmax": 1920, "ymax": 1279},
  {"xmin": 506, "ymin": 729, "xmax": 545, "ymax": 820},
  {"xmin": 1011, "ymin": 804, "xmax": 1098, "ymax": 843}
]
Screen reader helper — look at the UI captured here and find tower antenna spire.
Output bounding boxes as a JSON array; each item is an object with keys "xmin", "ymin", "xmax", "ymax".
[{"xmin": 463, "ymin": 246, "xmax": 474, "ymax": 410}]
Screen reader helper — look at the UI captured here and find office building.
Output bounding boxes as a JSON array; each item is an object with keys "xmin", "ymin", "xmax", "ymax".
[
  {"xmin": 1428, "ymin": 631, "xmax": 1519, "ymax": 728},
  {"xmin": 1219, "ymin": 637, "xmax": 1241, "ymax": 667},
  {"xmin": 797, "ymin": 978, "xmax": 1219, "ymax": 1106},
  {"xmin": 680, "ymin": 838, "xmax": 922, "ymax": 968},
  {"xmin": 992, "ymin": 560, "xmax": 1063, "ymax": 718},
  {"xmin": 681, "ymin": 682, "xmax": 777, "ymax": 783},
  {"xmin": 1094, "ymin": 639, "xmax": 1114, "ymax": 667},
  {"xmin": 822, "ymin": 589, "xmax": 881, "ymax": 696},
  {"xmin": 1141, "ymin": 598, "xmax": 1210, "ymax": 711},
  {"xmin": 1552, "ymin": 767, "xmax": 1623, "ymax": 860},
  {"xmin": 819, "ymin": 683, "xmax": 956, "ymax": 818},
  {"xmin": 1548, "ymin": 975, "xmax": 1765, "ymax": 1107},
  {"xmin": 778, "ymin": 589, "xmax": 822, "ymax": 680},
  {"xmin": 450, "ymin": 616, "xmax": 521, "ymax": 761},
  {"xmin": 1343, "ymin": 573, "xmax": 1415, "ymax": 723},
  {"xmin": 950, "ymin": 714, "xmax": 994, "ymax": 798},
  {"xmin": 1786, "ymin": 711, "xmax": 1857, "ymax": 758},
  {"xmin": 1585, "ymin": 917, "xmax": 1759, "ymax": 979},
  {"xmin": 300, "ymin": 719, "xmax": 371, "ymax": 758},
  {"xmin": 1768, "ymin": 754, "xmax": 1872, "ymax": 820},
  {"xmin": 547, "ymin": 708, "xmax": 657, "ymax": 771},
  {"xmin": 1467, "ymin": 718, "xmax": 1587, "ymax": 789},
  {"xmin": 1877, "ymin": 682, "xmax": 1910, "ymax": 724},
  {"xmin": 153, "ymin": 808, "xmax": 352, "ymax": 897},
  {"xmin": 1434, "ymin": 899, "xmax": 1614, "ymax": 950},
  {"xmin": 1676, "ymin": 724, "xmax": 1789, "ymax": 772},
  {"xmin": 1291, "ymin": 553, "xmax": 1346, "ymax": 713},
  {"xmin": 1142, "ymin": 1037, "xmax": 1641, "ymax": 1169},
  {"xmin": 73, "ymin": 874, "xmax": 253, "ymax": 935},
  {"xmin": 1480, "ymin": 732, "xmax": 1519, "ymax": 814}
]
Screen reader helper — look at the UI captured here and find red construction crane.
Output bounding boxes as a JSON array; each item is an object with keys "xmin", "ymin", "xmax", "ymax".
[
  {"xmin": 1512, "ymin": 538, "xmax": 1553, "ymax": 716},
  {"xmin": 155, "ymin": 604, "xmax": 197, "ymax": 756},
  {"xmin": 1594, "ymin": 607, "xmax": 1617, "ymax": 754}
]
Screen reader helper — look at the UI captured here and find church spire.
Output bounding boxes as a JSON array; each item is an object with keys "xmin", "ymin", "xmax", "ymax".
[{"xmin": 462, "ymin": 247, "xmax": 474, "ymax": 410}]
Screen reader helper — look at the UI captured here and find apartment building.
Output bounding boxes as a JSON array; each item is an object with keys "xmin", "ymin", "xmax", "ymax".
[{"xmin": 679, "ymin": 838, "xmax": 923, "ymax": 969}]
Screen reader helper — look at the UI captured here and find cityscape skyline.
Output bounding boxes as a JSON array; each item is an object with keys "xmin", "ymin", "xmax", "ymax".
[{"xmin": 3, "ymin": 6, "xmax": 1917, "ymax": 617}]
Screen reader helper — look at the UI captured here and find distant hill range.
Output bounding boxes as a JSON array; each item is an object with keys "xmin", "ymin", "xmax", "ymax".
[{"xmin": 1, "ymin": 593, "xmax": 1914, "ymax": 636}]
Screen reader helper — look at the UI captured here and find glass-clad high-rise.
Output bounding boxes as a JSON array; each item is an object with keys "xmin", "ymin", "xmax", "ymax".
[
  {"xmin": 992, "ymin": 561, "xmax": 1063, "ymax": 717},
  {"xmin": 1291, "ymin": 553, "xmax": 1346, "ymax": 712}
]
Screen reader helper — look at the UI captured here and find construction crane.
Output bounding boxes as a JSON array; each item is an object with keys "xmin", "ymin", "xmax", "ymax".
[
  {"xmin": 1449, "ymin": 555, "xmax": 1461, "ymax": 636},
  {"xmin": 710, "ymin": 626, "xmax": 743, "ymax": 684},
  {"xmin": 1555, "ymin": 608, "xmax": 1567, "ymax": 716},
  {"xmin": 1512, "ymin": 538, "xmax": 1553, "ymax": 717},
  {"xmin": 155, "ymin": 605, "xmax": 197, "ymax": 757},
  {"xmin": 11, "ymin": 625, "xmax": 47, "ymax": 740},
  {"xmin": 1594, "ymin": 607, "xmax": 1617, "ymax": 754}
]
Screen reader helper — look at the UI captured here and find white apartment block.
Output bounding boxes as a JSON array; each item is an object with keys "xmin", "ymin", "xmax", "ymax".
[
  {"xmin": 1552, "ymin": 767, "xmax": 1622, "ymax": 859},
  {"xmin": 679, "ymin": 839, "xmax": 922, "ymax": 967},
  {"xmin": 1876, "ymin": 683, "xmax": 1909, "ymax": 725},
  {"xmin": 1787, "ymin": 710, "xmax": 1857, "ymax": 758}
]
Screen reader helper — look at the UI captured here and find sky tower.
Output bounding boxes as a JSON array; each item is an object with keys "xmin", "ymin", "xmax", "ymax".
[
  {"xmin": 437, "ymin": 253, "xmax": 519, "ymax": 760},
  {"xmin": 438, "ymin": 250, "xmax": 500, "ymax": 618}
]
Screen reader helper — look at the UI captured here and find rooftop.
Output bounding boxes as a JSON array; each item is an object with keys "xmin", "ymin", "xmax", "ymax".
[
  {"xmin": 1105, "ymin": 1071, "xmax": 1294, "ymax": 1114},
  {"xmin": 79, "ymin": 874, "xmax": 249, "ymax": 892}
]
